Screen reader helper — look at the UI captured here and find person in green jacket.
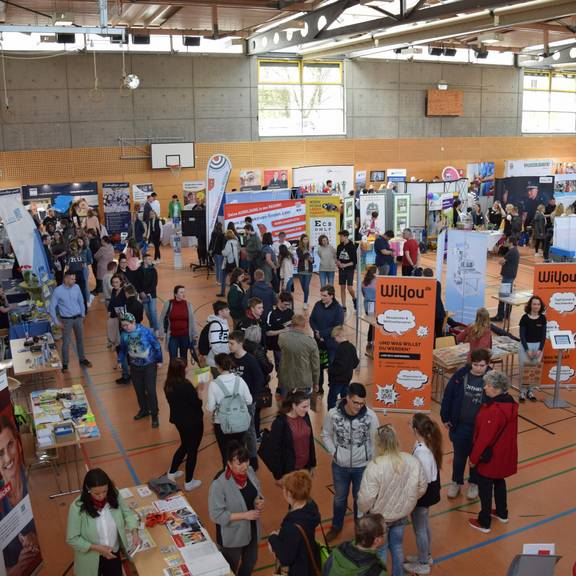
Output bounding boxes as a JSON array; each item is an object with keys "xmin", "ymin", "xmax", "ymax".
[
  {"xmin": 168, "ymin": 194, "xmax": 183, "ymax": 221},
  {"xmin": 67, "ymin": 468, "xmax": 140, "ymax": 576},
  {"xmin": 323, "ymin": 513, "xmax": 387, "ymax": 576},
  {"xmin": 227, "ymin": 267, "xmax": 249, "ymax": 328}
]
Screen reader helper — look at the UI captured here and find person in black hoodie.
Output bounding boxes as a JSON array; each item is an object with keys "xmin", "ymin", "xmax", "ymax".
[
  {"xmin": 327, "ymin": 326, "xmax": 359, "ymax": 411},
  {"xmin": 268, "ymin": 470, "xmax": 321, "ymax": 576},
  {"xmin": 164, "ymin": 358, "xmax": 204, "ymax": 492},
  {"xmin": 124, "ymin": 285, "xmax": 144, "ymax": 324},
  {"xmin": 134, "ymin": 253, "xmax": 159, "ymax": 333},
  {"xmin": 265, "ymin": 390, "xmax": 316, "ymax": 482}
]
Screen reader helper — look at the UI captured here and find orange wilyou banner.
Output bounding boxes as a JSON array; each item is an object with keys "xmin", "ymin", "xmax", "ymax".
[
  {"xmin": 533, "ymin": 263, "xmax": 576, "ymax": 386},
  {"xmin": 373, "ymin": 277, "xmax": 437, "ymax": 412}
]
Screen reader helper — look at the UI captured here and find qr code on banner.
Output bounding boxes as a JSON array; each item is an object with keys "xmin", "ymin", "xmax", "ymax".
[{"xmin": 522, "ymin": 364, "xmax": 543, "ymax": 387}]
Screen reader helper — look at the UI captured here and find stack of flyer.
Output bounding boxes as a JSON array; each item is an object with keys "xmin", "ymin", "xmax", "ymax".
[{"xmin": 154, "ymin": 495, "xmax": 230, "ymax": 576}]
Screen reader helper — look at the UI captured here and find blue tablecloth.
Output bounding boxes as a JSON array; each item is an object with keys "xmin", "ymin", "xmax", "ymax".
[{"xmin": 9, "ymin": 320, "xmax": 52, "ymax": 340}]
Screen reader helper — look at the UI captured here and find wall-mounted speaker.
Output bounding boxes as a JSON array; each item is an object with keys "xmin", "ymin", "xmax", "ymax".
[
  {"xmin": 183, "ymin": 36, "xmax": 201, "ymax": 47},
  {"xmin": 428, "ymin": 47, "xmax": 443, "ymax": 56},
  {"xmin": 132, "ymin": 35, "xmax": 150, "ymax": 45},
  {"xmin": 56, "ymin": 33, "xmax": 75, "ymax": 44}
]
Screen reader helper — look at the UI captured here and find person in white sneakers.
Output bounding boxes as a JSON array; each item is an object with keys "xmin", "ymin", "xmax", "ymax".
[
  {"xmin": 164, "ymin": 358, "xmax": 204, "ymax": 491},
  {"xmin": 404, "ymin": 414, "xmax": 443, "ymax": 575}
]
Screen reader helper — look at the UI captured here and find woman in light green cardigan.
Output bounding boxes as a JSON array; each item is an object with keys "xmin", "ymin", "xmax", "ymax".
[{"xmin": 67, "ymin": 468, "xmax": 139, "ymax": 576}]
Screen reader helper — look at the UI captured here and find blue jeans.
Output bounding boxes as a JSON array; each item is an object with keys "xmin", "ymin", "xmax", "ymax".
[
  {"xmin": 331, "ymin": 463, "xmax": 365, "ymax": 531},
  {"xmin": 214, "ymin": 254, "xmax": 224, "ymax": 285},
  {"xmin": 168, "ymin": 335, "xmax": 190, "ymax": 363},
  {"xmin": 327, "ymin": 383, "xmax": 349, "ymax": 411},
  {"xmin": 319, "ymin": 271, "xmax": 335, "ymax": 287},
  {"xmin": 283, "ymin": 277, "xmax": 294, "ymax": 293},
  {"xmin": 143, "ymin": 298, "xmax": 159, "ymax": 331},
  {"xmin": 411, "ymin": 506, "xmax": 431, "ymax": 564},
  {"xmin": 377, "ymin": 519, "xmax": 406, "ymax": 576},
  {"xmin": 298, "ymin": 273, "xmax": 312, "ymax": 303}
]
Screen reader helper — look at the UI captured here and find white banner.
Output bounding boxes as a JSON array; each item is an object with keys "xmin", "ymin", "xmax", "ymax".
[
  {"xmin": 206, "ymin": 155, "xmax": 232, "ymax": 245},
  {"xmin": 445, "ymin": 230, "xmax": 489, "ymax": 323},
  {"xmin": 0, "ymin": 192, "xmax": 51, "ymax": 281},
  {"xmin": 132, "ymin": 183, "xmax": 154, "ymax": 204},
  {"xmin": 293, "ymin": 165, "xmax": 354, "ymax": 197},
  {"xmin": 504, "ymin": 159, "xmax": 554, "ymax": 177}
]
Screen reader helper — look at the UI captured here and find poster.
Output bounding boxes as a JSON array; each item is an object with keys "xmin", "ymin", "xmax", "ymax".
[
  {"xmin": 239, "ymin": 169, "xmax": 261, "ymax": 191},
  {"xmin": 224, "ymin": 200, "xmax": 306, "ymax": 241},
  {"xmin": 359, "ymin": 194, "xmax": 386, "ymax": 237},
  {"xmin": 373, "ymin": 277, "xmax": 436, "ymax": 412},
  {"xmin": 467, "ymin": 162, "xmax": 495, "ymax": 196},
  {"xmin": 554, "ymin": 175, "xmax": 576, "ymax": 210},
  {"xmin": 355, "ymin": 170, "xmax": 367, "ymax": 191},
  {"xmin": 504, "ymin": 159, "xmax": 554, "ymax": 178},
  {"xmin": 182, "ymin": 182, "xmax": 206, "ymax": 209},
  {"xmin": 0, "ymin": 370, "xmax": 43, "ymax": 575},
  {"xmin": 263, "ymin": 169, "xmax": 289, "ymax": 189},
  {"xmin": 369, "ymin": 171, "xmax": 385, "ymax": 183},
  {"xmin": 494, "ymin": 177, "xmax": 554, "ymax": 225},
  {"xmin": 305, "ymin": 196, "xmax": 341, "ymax": 248},
  {"xmin": 445, "ymin": 230, "xmax": 488, "ymax": 324},
  {"xmin": 533, "ymin": 263, "xmax": 576, "ymax": 387},
  {"xmin": 343, "ymin": 197, "xmax": 355, "ymax": 237},
  {"xmin": 132, "ymin": 183, "xmax": 154, "ymax": 205},
  {"xmin": 0, "ymin": 193, "xmax": 51, "ymax": 282},
  {"xmin": 21, "ymin": 182, "xmax": 98, "ymax": 209},
  {"xmin": 293, "ymin": 165, "xmax": 354, "ymax": 197},
  {"xmin": 0, "ymin": 188, "xmax": 21, "ymax": 201},
  {"xmin": 206, "ymin": 155, "xmax": 232, "ymax": 244},
  {"xmin": 555, "ymin": 162, "xmax": 576, "ymax": 174},
  {"xmin": 102, "ymin": 183, "xmax": 131, "ymax": 235},
  {"xmin": 387, "ymin": 168, "xmax": 407, "ymax": 184}
]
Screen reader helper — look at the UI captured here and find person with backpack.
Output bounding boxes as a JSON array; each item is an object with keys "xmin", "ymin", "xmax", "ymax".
[
  {"xmin": 403, "ymin": 415, "xmax": 443, "ymax": 575},
  {"xmin": 246, "ymin": 269, "xmax": 277, "ymax": 319},
  {"xmin": 201, "ymin": 301, "xmax": 231, "ymax": 378},
  {"xmin": 321, "ymin": 383, "xmax": 380, "ymax": 543},
  {"xmin": 206, "ymin": 353, "xmax": 253, "ymax": 466},
  {"xmin": 159, "ymin": 285, "xmax": 198, "ymax": 366},
  {"xmin": 237, "ymin": 297, "xmax": 266, "ymax": 348},
  {"xmin": 244, "ymin": 223, "xmax": 262, "ymax": 280},
  {"xmin": 229, "ymin": 331, "xmax": 265, "ymax": 469},
  {"xmin": 324, "ymin": 514, "xmax": 387, "ymax": 576},
  {"xmin": 268, "ymin": 470, "xmax": 321, "ymax": 576}
]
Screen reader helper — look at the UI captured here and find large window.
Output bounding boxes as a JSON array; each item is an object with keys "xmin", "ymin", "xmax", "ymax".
[
  {"xmin": 522, "ymin": 70, "xmax": 576, "ymax": 134},
  {"xmin": 258, "ymin": 60, "xmax": 345, "ymax": 137}
]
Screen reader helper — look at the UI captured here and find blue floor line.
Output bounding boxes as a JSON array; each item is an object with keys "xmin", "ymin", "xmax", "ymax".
[
  {"xmin": 82, "ymin": 366, "xmax": 141, "ymax": 485},
  {"xmin": 434, "ymin": 506, "xmax": 576, "ymax": 564}
]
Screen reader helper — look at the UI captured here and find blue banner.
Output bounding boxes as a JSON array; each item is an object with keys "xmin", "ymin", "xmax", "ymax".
[
  {"xmin": 225, "ymin": 188, "xmax": 292, "ymax": 204},
  {"xmin": 21, "ymin": 182, "xmax": 98, "ymax": 208},
  {"xmin": 103, "ymin": 182, "xmax": 131, "ymax": 235},
  {"xmin": 445, "ymin": 230, "xmax": 488, "ymax": 324}
]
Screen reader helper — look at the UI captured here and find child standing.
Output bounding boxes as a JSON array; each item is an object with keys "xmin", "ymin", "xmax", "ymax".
[{"xmin": 327, "ymin": 325, "xmax": 359, "ymax": 410}]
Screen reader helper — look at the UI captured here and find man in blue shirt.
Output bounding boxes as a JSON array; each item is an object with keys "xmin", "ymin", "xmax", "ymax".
[
  {"xmin": 117, "ymin": 313, "xmax": 163, "ymax": 428},
  {"xmin": 49, "ymin": 271, "xmax": 92, "ymax": 373},
  {"xmin": 373, "ymin": 229, "xmax": 394, "ymax": 276}
]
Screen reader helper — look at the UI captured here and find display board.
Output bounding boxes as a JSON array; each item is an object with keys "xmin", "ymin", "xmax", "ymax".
[
  {"xmin": 533, "ymin": 263, "xmax": 576, "ymax": 387},
  {"xmin": 132, "ymin": 183, "xmax": 154, "ymax": 204},
  {"xmin": 426, "ymin": 90, "xmax": 463, "ymax": 116},
  {"xmin": 239, "ymin": 169, "xmax": 261, "ymax": 191},
  {"xmin": 102, "ymin": 183, "xmax": 131, "ymax": 235},
  {"xmin": 445, "ymin": 230, "xmax": 488, "ymax": 324},
  {"xmin": 0, "ymin": 370, "xmax": 43, "ymax": 575},
  {"xmin": 343, "ymin": 197, "xmax": 355, "ymax": 236},
  {"xmin": 359, "ymin": 193, "xmax": 386, "ymax": 236},
  {"xmin": 504, "ymin": 159, "xmax": 554, "ymax": 177},
  {"xmin": 494, "ymin": 177, "xmax": 554, "ymax": 225},
  {"xmin": 373, "ymin": 277, "xmax": 436, "ymax": 412},
  {"xmin": 554, "ymin": 174, "xmax": 576, "ymax": 210},
  {"xmin": 21, "ymin": 182, "xmax": 98, "ymax": 209},
  {"xmin": 225, "ymin": 189, "xmax": 292, "ymax": 204},
  {"xmin": 263, "ymin": 169, "xmax": 289, "ymax": 189},
  {"xmin": 293, "ymin": 165, "xmax": 354, "ymax": 197},
  {"xmin": 224, "ymin": 200, "xmax": 306, "ymax": 241},
  {"xmin": 467, "ymin": 162, "xmax": 495, "ymax": 196},
  {"xmin": 305, "ymin": 196, "xmax": 341, "ymax": 248},
  {"xmin": 182, "ymin": 182, "xmax": 206, "ymax": 209}
]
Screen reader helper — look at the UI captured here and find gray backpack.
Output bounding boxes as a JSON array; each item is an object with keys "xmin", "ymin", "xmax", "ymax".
[{"xmin": 216, "ymin": 377, "xmax": 251, "ymax": 434}]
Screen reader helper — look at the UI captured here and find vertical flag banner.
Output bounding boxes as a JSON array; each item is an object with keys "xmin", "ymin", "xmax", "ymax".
[
  {"xmin": 102, "ymin": 183, "xmax": 131, "ymax": 235},
  {"xmin": 533, "ymin": 264, "xmax": 576, "ymax": 387},
  {"xmin": 445, "ymin": 229, "xmax": 488, "ymax": 323},
  {"xmin": 373, "ymin": 277, "xmax": 436, "ymax": 412},
  {"xmin": 0, "ymin": 192, "xmax": 50, "ymax": 281},
  {"xmin": 206, "ymin": 155, "xmax": 232, "ymax": 244},
  {"xmin": 305, "ymin": 196, "xmax": 341, "ymax": 248},
  {"xmin": 0, "ymin": 370, "xmax": 43, "ymax": 575}
]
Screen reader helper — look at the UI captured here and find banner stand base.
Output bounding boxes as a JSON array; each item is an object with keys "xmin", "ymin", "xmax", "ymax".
[{"xmin": 544, "ymin": 397, "xmax": 570, "ymax": 409}]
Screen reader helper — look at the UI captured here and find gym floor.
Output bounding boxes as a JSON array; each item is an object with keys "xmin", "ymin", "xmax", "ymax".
[{"xmin": 27, "ymin": 245, "xmax": 576, "ymax": 575}]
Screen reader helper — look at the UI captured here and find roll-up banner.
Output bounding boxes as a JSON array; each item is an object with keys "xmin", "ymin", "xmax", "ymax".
[
  {"xmin": 224, "ymin": 200, "xmax": 306, "ymax": 241},
  {"xmin": 0, "ymin": 370, "xmax": 43, "ymax": 575},
  {"xmin": 0, "ymin": 192, "xmax": 51, "ymax": 282},
  {"xmin": 373, "ymin": 277, "xmax": 436, "ymax": 412},
  {"xmin": 132, "ymin": 183, "xmax": 154, "ymax": 205},
  {"xmin": 533, "ymin": 263, "xmax": 576, "ymax": 387},
  {"xmin": 206, "ymin": 155, "xmax": 232, "ymax": 245},
  {"xmin": 445, "ymin": 229, "xmax": 488, "ymax": 324},
  {"xmin": 102, "ymin": 183, "xmax": 131, "ymax": 235},
  {"xmin": 305, "ymin": 196, "xmax": 341, "ymax": 248}
]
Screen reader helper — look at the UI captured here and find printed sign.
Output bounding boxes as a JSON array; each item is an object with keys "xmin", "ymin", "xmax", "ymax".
[
  {"xmin": 373, "ymin": 277, "xmax": 437, "ymax": 412},
  {"xmin": 21, "ymin": 182, "xmax": 98, "ymax": 208},
  {"xmin": 533, "ymin": 264, "xmax": 576, "ymax": 387},
  {"xmin": 224, "ymin": 200, "xmax": 306, "ymax": 241},
  {"xmin": 132, "ymin": 183, "xmax": 154, "ymax": 204},
  {"xmin": 239, "ymin": 169, "xmax": 261, "ymax": 191},
  {"xmin": 102, "ymin": 182, "xmax": 131, "ymax": 235},
  {"xmin": 305, "ymin": 196, "xmax": 341, "ymax": 248},
  {"xmin": 263, "ymin": 169, "xmax": 289, "ymax": 189},
  {"xmin": 182, "ymin": 181, "xmax": 206, "ymax": 209},
  {"xmin": 504, "ymin": 159, "xmax": 554, "ymax": 178}
]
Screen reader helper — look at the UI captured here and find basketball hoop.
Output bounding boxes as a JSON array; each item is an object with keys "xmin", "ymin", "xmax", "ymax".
[{"xmin": 168, "ymin": 162, "xmax": 182, "ymax": 177}]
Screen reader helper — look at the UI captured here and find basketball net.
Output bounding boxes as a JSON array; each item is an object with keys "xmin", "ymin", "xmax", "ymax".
[{"xmin": 168, "ymin": 163, "xmax": 182, "ymax": 177}]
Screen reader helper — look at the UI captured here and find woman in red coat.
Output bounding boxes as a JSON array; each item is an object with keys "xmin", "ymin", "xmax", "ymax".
[{"xmin": 468, "ymin": 370, "xmax": 518, "ymax": 533}]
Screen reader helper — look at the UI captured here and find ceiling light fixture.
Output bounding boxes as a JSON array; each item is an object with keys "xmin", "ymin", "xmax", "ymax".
[
  {"xmin": 478, "ymin": 32, "xmax": 503, "ymax": 45},
  {"xmin": 123, "ymin": 74, "xmax": 140, "ymax": 90},
  {"xmin": 437, "ymin": 81, "xmax": 448, "ymax": 90}
]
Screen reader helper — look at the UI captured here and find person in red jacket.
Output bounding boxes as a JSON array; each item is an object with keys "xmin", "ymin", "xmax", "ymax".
[{"xmin": 468, "ymin": 370, "xmax": 518, "ymax": 534}]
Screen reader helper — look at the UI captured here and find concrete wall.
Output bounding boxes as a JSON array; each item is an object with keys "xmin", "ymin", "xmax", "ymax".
[{"xmin": 0, "ymin": 53, "xmax": 522, "ymax": 150}]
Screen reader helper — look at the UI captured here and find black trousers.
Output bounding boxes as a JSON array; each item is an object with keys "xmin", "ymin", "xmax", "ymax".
[
  {"xmin": 130, "ymin": 363, "xmax": 159, "ymax": 416},
  {"xmin": 152, "ymin": 237, "xmax": 161, "ymax": 260},
  {"xmin": 170, "ymin": 423, "xmax": 204, "ymax": 482},
  {"xmin": 477, "ymin": 473, "xmax": 508, "ymax": 529},
  {"xmin": 98, "ymin": 555, "xmax": 122, "ymax": 576},
  {"xmin": 214, "ymin": 423, "xmax": 246, "ymax": 467},
  {"xmin": 533, "ymin": 238, "xmax": 544, "ymax": 253},
  {"xmin": 74, "ymin": 270, "xmax": 88, "ymax": 311},
  {"xmin": 402, "ymin": 265, "xmax": 414, "ymax": 276},
  {"xmin": 221, "ymin": 534, "xmax": 259, "ymax": 576}
]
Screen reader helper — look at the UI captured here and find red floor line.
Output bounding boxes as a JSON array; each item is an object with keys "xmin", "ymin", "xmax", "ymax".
[{"xmin": 517, "ymin": 447, "xmax": 576, "ymax": 471}]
